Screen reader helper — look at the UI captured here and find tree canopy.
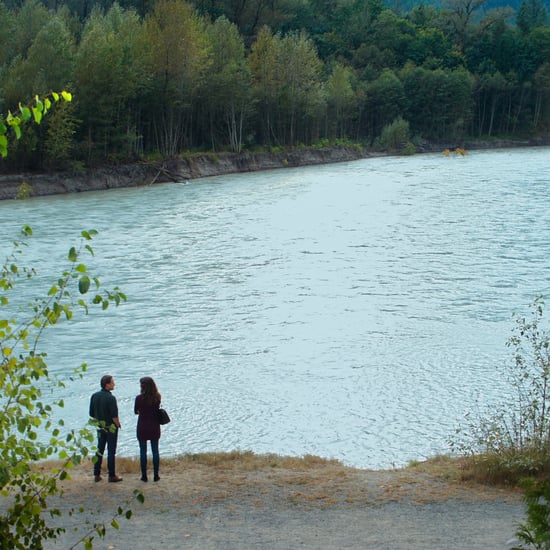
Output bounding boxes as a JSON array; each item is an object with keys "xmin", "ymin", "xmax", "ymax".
[{"xmin": 0, "ymin": 0, "xmax": 549, "ymax": 170}]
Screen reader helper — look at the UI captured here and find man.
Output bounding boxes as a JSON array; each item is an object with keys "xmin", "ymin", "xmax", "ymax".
[{"xmin": 89, "ymin": 374, "xmax": 123, "ymax": 482}]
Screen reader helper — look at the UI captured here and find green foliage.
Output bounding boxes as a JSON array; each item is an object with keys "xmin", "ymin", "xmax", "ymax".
[
  {"xmin": 0, "ymin": 226, "xmax": 133, "ymax": 547},
  {"xmin": 144, "ymin": 0, "xmax": 211, "ymax": 156},
  {"xmin": 1, "ymin": 0, "xmax": 550, "ymax": 165},
  {"xmin": 399, "ymin": 64, "xmax": 473, "ymax": 140},
  {"xmin": 517, "ymin": 0, "xmax": 548, "ymax": 35},
  {"xmin": 365, "ymin": 69, "xmax": 406, "ymax": 139},
  {"xmin": 15, "ymin": 181, "xmax": 32, "ymax": 199},
  {"xmin": 44, "ymin": 99, "xmax": 80, "ymax": 169},
  {"xmin": 513, "ymin": 478, "xmax": 550, "ymax": 549},
  {"xmin": 74, "ymin": 4, "xmax": 151, "ymax": 160},
  {"xmin": 0, "ymin": 91, "xmax": 72, "ymax": 158},
  {"xmin": 379, "ymin": 116, "xmax": 412, "ymax": 152},
  {"xmin": 2, "ymin": 15, "xmax": 75, "ymax": 107},
  {"xmin": 325, "ymin": 63, "xmax": 358, "ymax": 140},
  {"xmin": 203, "ymin": 16, "xmax": 252, "ymax": 153},
  {"xmin": 451, "ymin": 298, "xmax": 550, "ymax": 480}
]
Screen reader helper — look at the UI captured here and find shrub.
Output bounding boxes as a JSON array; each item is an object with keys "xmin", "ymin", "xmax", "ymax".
[
  {"xmin": 379, "ymin": 117, "xmax": 413, "ymax": 153},
  {"xmin": 16, "ymin": 181, "xmax": 32, "ymax": 199},
  {"xmin": 451, "ymin": 298, "xmax": 550, "ymax": 481}
]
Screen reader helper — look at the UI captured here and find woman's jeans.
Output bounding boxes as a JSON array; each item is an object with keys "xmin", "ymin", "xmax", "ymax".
[{"xmin": 139, "ymin": 439, "xmax": 159, "ymax": 477}]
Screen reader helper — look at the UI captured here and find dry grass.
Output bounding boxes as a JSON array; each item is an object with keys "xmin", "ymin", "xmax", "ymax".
[
  {"xmin": 39, "ymin": 450, "xmax": 535, "ymax": 487},
  {"xmin": 161, "ymin": 451, "xmax": 343, "ymax": 470},
  {"xmin": 39, "ymin": 451, "xmax": 524, "ymax": 510},
  {"xmin": 451, "ymin": 452, "xmax": 550, "ymax": 486},
  {"xmin": 101, "ymin": 451, "xmax": 349, "ymax": 480}
]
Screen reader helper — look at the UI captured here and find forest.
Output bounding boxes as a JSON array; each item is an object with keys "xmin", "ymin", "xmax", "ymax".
[{"xmin": 0, "ymin": 0, "xmax": 549, "ymax": 171}]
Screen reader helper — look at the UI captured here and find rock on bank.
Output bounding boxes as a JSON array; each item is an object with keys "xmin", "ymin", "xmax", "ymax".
[{"xmin": 0, "ymin": 147, "xmax": 367, "ymax": 201}]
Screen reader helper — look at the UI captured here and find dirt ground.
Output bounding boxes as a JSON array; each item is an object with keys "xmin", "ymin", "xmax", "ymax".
[{"xmin": 42, "ymin": 455, "xmax": 527, "ymax": 550}]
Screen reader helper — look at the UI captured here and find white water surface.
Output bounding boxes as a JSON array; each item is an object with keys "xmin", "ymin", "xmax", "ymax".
[{"xmin": 1, "ymin": 147, "xmax": 549, "ymax": 468}]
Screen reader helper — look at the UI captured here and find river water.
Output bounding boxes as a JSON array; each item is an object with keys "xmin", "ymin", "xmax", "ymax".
[{"xmin": 1, "ymin": 147, "xmax": 549, "ymax": 469}]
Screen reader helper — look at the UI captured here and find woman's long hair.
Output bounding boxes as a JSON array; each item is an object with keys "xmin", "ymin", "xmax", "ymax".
[{"xmin": 140, "ymin": 376, "xmax": 161, "ymax": 406}]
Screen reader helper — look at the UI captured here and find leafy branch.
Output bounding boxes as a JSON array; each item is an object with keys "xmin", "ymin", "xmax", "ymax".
[
  {"xmin": 68, "ymin": 490, "xmax": 145, "ymax": 550},
  {"xmin": 0, "ymin": 91, "xmax": 73, "ymax": 158},
  {"xmin": 0, "ymin": 226, "xmax": 136, "ymax": 548}
]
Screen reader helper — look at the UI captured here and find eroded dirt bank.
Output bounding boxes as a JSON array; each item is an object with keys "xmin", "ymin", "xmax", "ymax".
[
  {"xmin": 0, "ymin": 147, "xmax": 370, "ymax": 201},
  {"xmin": 1, "ymin": 138, "xmax": 545, "ymax": 201}
]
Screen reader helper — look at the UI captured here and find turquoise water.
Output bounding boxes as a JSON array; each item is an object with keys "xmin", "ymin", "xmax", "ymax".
[{"xmin": 1, "ymin": 147, "xmax": 549, "ymax": 468}]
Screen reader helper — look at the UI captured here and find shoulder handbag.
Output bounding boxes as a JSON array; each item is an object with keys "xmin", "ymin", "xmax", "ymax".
[{"xmin": 158, "ymin": 407, "xmax": 171, "ymax": 425}]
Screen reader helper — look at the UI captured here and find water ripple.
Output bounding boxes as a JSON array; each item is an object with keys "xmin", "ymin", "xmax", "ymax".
[{"xmin": 0, "ymin": 147, "xmax": 549, "ymax": 468}]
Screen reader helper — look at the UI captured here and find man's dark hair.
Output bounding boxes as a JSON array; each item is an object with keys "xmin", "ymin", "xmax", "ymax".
[{"xmin": 100, "ymin": 374, "xmax": 113, "ymax": 389}]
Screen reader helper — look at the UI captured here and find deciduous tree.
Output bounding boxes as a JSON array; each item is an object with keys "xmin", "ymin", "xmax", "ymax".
[
  {"xmin": 325, "ymin": 63, "xmax": 358, "ymax": 139},
  {"xmin": 75, "ymin": 4, "xmax": 151, "ymax": 161},
  {"xmin": 144, "ymin": 0, "xmax": 211, "ymax": 156},
  {"xmin": 203, "ymin": 16, "xmax": 252, "ymax": 152},
  {"xmin": 249, "ymin": 26, "xmax": 282, "ymax": 147}
]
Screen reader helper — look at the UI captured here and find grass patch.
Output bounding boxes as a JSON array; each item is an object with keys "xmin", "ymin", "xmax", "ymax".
[
  {"xmin": 160, "ymin": 451, "xmax": 345, "ymax": 471},
  {"xmin": 455, "ymin": 452, "xmax": 550, "ymax": 486},
  {"xmin": 405, "ymin": 454, "xmax": 464, "ymax": 481}
]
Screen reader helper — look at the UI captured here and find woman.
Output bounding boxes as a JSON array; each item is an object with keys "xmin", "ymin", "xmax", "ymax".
[{"xmin": 134, "ymin": 376, "xmax": 162, "ymax": 482}]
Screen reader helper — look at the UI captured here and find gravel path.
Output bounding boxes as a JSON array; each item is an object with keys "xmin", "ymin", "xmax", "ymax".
[
  {"xmin": 42, "ymin": 461, "xmax": 526, "ymax": 549},
  {"xmin": 50, "ymin": 499, "xmax": 524, "ymax": 549}
]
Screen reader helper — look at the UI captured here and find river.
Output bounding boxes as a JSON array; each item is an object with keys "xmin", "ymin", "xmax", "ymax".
[{"xmin": 1, "ymin": 147, "xmax": 549, "ymax": 469}]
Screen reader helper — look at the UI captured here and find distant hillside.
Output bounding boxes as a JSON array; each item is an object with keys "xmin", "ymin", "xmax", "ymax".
[
  {"xmin": 482, "ymin": 0, "xmax": 549, "ymax": 12},
  {"xmin": 386, "ymin": 0, "xmax": 550, "ymax": 16}
]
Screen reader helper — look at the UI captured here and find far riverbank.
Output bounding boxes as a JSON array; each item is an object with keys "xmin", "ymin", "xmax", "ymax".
[{"xmin": 0, "ymin": 138, "xmax": 546, "ymax": 201}]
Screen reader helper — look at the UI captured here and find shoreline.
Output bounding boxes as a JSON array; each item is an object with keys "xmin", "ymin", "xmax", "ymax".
[
  {"xmin": 0, "ymin": 139, "xmax": 546, "ymax": 201},
  {"xmin": 0, "ymin": 146, "xmax": 371, "ymax": 201}
]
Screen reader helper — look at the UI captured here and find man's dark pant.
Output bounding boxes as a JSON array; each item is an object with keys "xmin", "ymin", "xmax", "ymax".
[{"xmin": 94, "ymin": 428, "xmax": 118, "ymax": 477}]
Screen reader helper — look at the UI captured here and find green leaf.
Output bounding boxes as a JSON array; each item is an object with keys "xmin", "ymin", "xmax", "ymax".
[
  {"xmin": 31, "ymin": 106, "xmax": 43, "ymax": 124},
  {"xmin": 0, "ymin": 134, "xmax": 7, "ymax": 158},
  {"xmin": 68, "ymin": 247, "xmax": 77, "ymax": 262},
  {"xmin": 61, "ymin": 91, "xmax": 72, "ymax": 102},
  {"xmin": 7, "ymin": 111, "xmax": 20, "ymax": 126},
  {"xmin": 78, "ymin": 276, "xmax": 91, "ymax": 294},
  {"xmin": 81, "ymin": 229, "xmax": 98, "ymax": 240},
  {"xmin": 12, "ymin": 123, "xmax": 21, "ymax": 140},
  {"xmin": 20, "ymin": 106, "xmax": 31, "ymax": 122}
]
